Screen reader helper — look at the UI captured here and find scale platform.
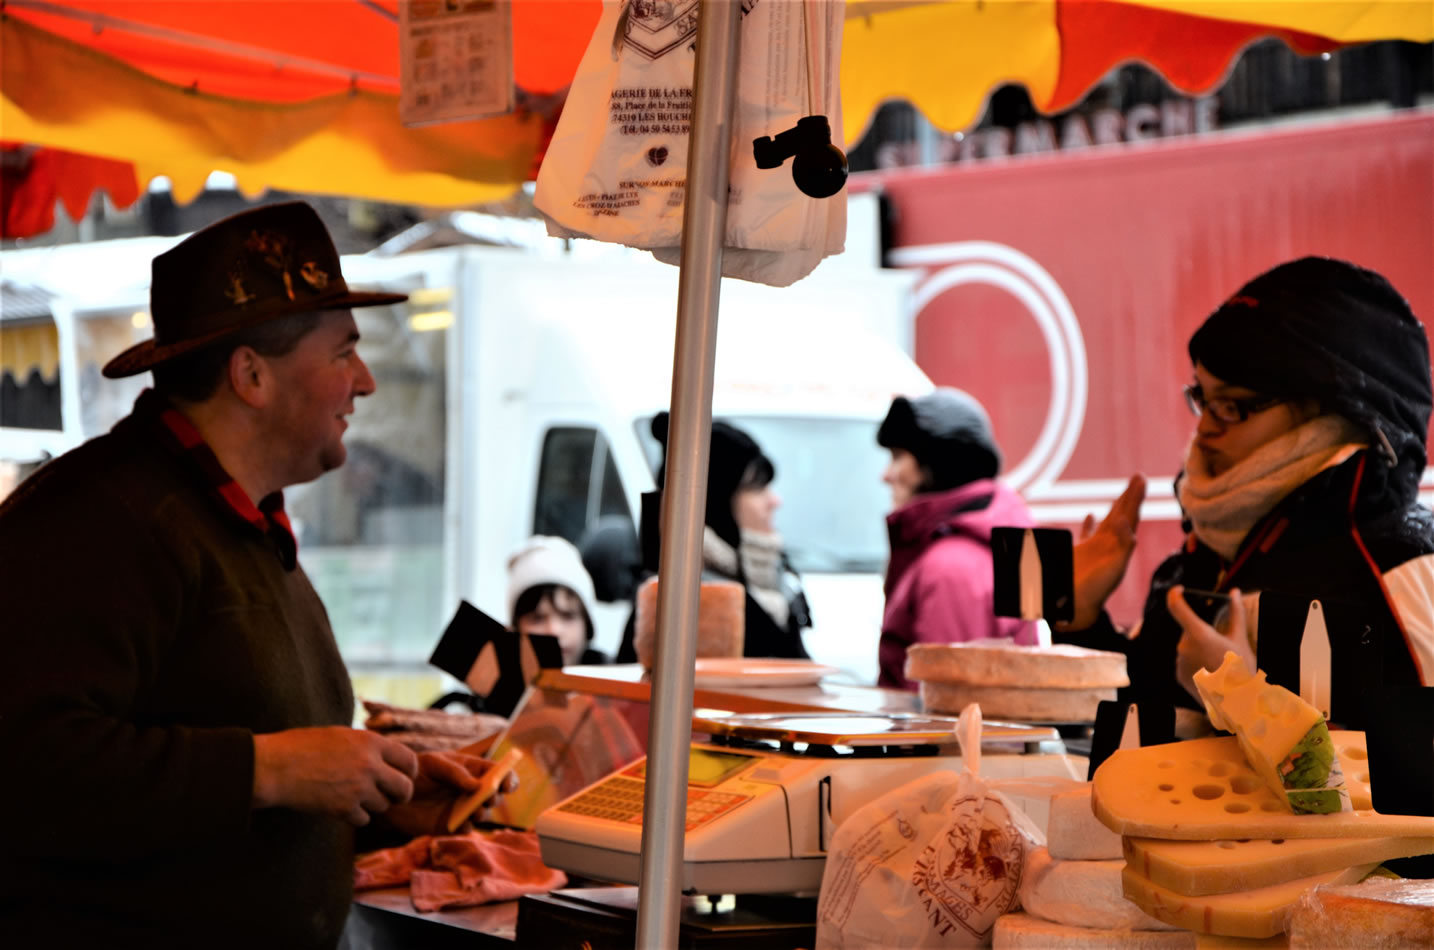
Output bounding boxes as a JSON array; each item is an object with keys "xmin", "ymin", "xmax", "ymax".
[
  {"xmin": 692, "ymin": 710, "xmax": 1059, "ymax": 752},
  {"xmin": 535, "ymin": 712, "xmax": 1079, "ymax": 896}
]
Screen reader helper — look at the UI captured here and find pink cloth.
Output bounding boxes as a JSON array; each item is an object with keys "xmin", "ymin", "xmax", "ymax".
[
  {"xmin": 879, "ymin": 479, "xmax": 1038, "ymax": 689},
  {"xmin": 354, "ymin": 829, "xmax": 567, "ymax": 912}
]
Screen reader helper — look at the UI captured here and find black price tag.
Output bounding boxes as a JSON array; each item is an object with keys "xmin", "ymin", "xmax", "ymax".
[{"xmin": 992, "ymin": 526, "xmax": 1074, "ymax": 622}]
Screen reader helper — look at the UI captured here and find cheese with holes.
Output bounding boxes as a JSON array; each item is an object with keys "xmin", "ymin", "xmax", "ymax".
[
  {"xmin": 992, "ymin": 912, "xmax": 1196, "ymax": 949},
  {"xmin": 1193, "ymin": 653, "xmax": 1344, "ymax": 814},
  {"xmin": 1328, "ymin": 733, "xmax": 1372, "ymax": 810},
  {"xmin": 920, "ymin": 681, "xmax": 1117, "ymax": 722},
  {"xmin": 1019, "ymin": 847, "xmax": 1179, "ymax": 930},
  {"xmin": 1121, "ymin": 863, "xmax": 1376, "ymax": 938},
  {"xmin": 1123, "ymin": 834, "xmax": 1434, "ymax": 896},
  {"xmin": 1048, "ymin": 783, "xmax": 1124, "ymax": 860},
  {"xmin": 906, "ymin": 641, "xmax": 1129, "ymax": 688},
  {"xmin": 1091, "ymin": 736, "xmax": 1434, "ymax": 840},
  {"xmin": 1286, "ymin": 877, "xmax": 1434, "ymax": 948}
]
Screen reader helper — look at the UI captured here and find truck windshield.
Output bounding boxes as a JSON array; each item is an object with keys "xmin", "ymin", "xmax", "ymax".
[{"xmin": 639, "ymin": 415, "xmax": 893, "ymax": 575}]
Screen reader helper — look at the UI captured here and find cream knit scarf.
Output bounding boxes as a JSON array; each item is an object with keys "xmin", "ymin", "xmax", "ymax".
[
  {"xmin": 1177, "ymin": 415, "xmax": 1367, "ymax": 561},
  {"xmin": 703, "ymin": 526, "xmax": 791, "ymax": 627}
]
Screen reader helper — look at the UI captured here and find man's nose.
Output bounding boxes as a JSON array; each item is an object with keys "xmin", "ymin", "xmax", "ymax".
[{"xmin": 354, "ymin": 354, "xmax": 377, "ymax": 397}]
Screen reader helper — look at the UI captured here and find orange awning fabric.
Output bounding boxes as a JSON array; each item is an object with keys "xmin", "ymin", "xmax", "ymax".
[
  {"xmin": 2, "ymin": 0, "xmax": 1430, "ymax": 223},
  {"xmin": 1, "ymin": 143, "xmax": 141, "ymax": 239}
]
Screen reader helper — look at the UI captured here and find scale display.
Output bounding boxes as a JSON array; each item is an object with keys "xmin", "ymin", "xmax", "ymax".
[{"xmin": 554, "ymin": 748, "xmax": 759, "ymax": 833}]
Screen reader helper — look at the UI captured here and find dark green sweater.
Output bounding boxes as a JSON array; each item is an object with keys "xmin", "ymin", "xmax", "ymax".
[{"xmin": 0, "ymin": 406, "xmax": 355, "ymax": 947}]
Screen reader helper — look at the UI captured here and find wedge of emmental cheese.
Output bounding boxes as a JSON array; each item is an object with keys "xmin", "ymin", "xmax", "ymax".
[
  {"xmin": 1091, "ymin": 734, "xmax": 1434, "ymax": 839},
  {"xmin": 1193, "ymin": 652, "xmax": 1345, "ymax": 815}
]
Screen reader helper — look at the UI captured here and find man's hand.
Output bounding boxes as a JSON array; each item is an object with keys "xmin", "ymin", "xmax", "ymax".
[
  {"xmin": 1169, "ymin": 585, "xmax": 1255, "ymax": 700},
  {"xmin": 381, "ymin": 750, "xmax": 515, "ymax": 838},
  {"xmin": 1059, "ymin": 473, "xmax": 1147, "ymax": 631},
  {"xmin": 251, "ymin": 726, "xmax": 418, "ymax": 826}
]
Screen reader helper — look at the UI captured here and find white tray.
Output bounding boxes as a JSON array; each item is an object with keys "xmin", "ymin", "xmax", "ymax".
[{"xmin": 692, "ymin": 657, "xmax": 841, "ymax": 688}]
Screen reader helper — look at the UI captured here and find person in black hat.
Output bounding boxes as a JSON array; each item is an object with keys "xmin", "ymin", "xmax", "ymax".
[
  {"xmin": 0, "ymin": 202, "xmax": 505, "ymax": 947},
  {"xmin": 875, "ymin": 388, "xmax": 1041, "ymax": 689},
  {"xmin": 1064, "ymin": 256, "xmax": 1434, "ymax": 713},
  {"xmin": 615, "ymin": 413, "xmax": 812, "ymax": 662}
]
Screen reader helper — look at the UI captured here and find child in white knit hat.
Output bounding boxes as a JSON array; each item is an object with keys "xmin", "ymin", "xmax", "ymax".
[{"xmin": 507, "ymin": 536, "xmax": 605, "ymax": 666}]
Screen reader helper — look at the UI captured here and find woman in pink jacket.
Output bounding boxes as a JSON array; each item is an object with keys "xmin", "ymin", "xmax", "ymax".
[{"xmin": 877, "ymin": 388, "xmax": 1039, "ymax": 689}]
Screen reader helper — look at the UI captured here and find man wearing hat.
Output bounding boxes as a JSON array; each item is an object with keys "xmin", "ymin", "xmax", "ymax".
[
  {"xmin": 1063, "ymin": 257, "xmax": 1434, "ymax": 713},
  {"xmin": 0, "ymin": 202, "xmax": 498, "ymax": 946}
]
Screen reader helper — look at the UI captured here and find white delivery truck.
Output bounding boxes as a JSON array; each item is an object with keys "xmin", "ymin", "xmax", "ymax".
[{"xmin": 1, "ymin": 229, "xmax": 932, "ymax": 697}]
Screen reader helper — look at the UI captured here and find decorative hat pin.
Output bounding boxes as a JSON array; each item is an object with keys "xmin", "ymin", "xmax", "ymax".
[{"xmin": 428, "ymin": 600, "xmax": 562, "ymax": 718}]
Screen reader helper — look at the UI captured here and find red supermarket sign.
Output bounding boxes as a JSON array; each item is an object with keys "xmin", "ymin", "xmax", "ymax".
[{"xmin": 859, "ymin": 112, "xmax": 1434, "ymax": 622}]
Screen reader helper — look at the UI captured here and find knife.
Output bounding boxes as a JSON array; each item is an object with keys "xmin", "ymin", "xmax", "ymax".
[{"xmin": 1299, "ymin": 599, "xmax": 1332, "ymax": 720}]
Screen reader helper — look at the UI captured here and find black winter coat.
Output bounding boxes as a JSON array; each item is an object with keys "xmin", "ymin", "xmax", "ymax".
[{"xmin": 1091, "ymin": 450, "xmax": 1433, "ymax": 721}]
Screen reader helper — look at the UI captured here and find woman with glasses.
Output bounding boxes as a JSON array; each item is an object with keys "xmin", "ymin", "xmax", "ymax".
[{"xmin": 1059, "ymin": 256, "xmax": 1434, "ymax": 719}]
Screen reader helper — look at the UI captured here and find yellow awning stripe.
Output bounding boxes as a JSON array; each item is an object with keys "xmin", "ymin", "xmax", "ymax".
[{"xmin": 842, "ymin": 0, "xmax": 1061, "ymax": 144}]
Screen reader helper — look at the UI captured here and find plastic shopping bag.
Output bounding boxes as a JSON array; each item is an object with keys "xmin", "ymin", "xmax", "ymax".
[
  {"xmin": 815, "ymin": 705, "xmax": 1045, "ymax": 949},
  {"xmin": 534, "ymin": 0, "xmax": 845, "ymax": 286}
]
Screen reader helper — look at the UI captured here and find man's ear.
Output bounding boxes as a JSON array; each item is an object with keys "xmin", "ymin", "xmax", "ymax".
[{"xmin": 228, "ymin": 345, "xmax": 269, "ymax": 409}]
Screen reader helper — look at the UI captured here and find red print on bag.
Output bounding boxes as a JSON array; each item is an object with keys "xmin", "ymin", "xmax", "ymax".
[{"xmin": 909, "ymin": 796, "xmax": 1023, "ymax": 940}]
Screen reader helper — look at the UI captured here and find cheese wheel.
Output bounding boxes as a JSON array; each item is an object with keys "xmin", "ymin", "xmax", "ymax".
[
  {"xmin": 1124, "ymin": 834, "xmax": 1434, "ymax": 897},
  {"xmin": 1121, "ymin": 863, "xmax": 1376, "ymax": 938},
  {"xmin": 1193, "ymin": 654, "xmax": 1334, "ymax": 814},
  {"xmin": 1019, "ymin": 847, "xmax": 1179, "ymax": 931},
  {"xmin": 993, "ymin": 912, "xmax": 1196, "ymax": 949},
  {"xmin": 633, "ymin": 576, "xmax": 744, "ymax": 668},
  {"xmin": 921, "ymin": 680, "xmax": 1116, "ymax": 722},
  {"xmin": 1048, "ymin": 783, "xmax": 1124, "ymax": 860},
  {"xmin": 1286, "ymin": 877, "xmax": 1434, "ymax": 949},
  {"xmin": 1091, "ymin": 735, "xmax": 1434, "ymax": 840},
  {"xmin": 907, "ymin": 641, "xmax": 1129, "ymax": 688}
]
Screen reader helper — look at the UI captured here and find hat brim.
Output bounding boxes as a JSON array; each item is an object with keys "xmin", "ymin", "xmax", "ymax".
[{"xmin": 102, "ymin": 289, "xmax": 408, "ymax": 379}]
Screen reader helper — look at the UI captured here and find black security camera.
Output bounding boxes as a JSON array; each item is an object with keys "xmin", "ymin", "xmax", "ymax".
[{"xmin": 752, "ymin": 115, "xmax": 848, "ymax": 199}]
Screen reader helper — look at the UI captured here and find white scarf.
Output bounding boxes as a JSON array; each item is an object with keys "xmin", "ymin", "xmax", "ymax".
[
  {"xmin": 702, "ymin": 526, "xmax": 790, "ymax": 627},
  {"xmin": 1177, "ymin": 415, "xmax": 1367, "ymax": 561}
]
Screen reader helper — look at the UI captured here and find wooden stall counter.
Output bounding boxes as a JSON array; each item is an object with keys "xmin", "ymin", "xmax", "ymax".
[
  {"xmin": 537, "ymin": 662, "xmax": 921, "ymax": 717},
  {"xmin": 346, "ymin": 887, "xmax": 517, "ymax": 949},
  {"xmin": 345, "ymin": 663, "xmax": 979, "ymax": 948}
]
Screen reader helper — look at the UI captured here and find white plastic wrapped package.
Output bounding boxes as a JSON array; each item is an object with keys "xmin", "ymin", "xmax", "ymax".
[
  {"xmin": 815, "ymin": 705, "xmax": 1046, "ymax": 949},
  {"xmin": 534, "ymin": 0, "xmax": 845, "ymax": 286}
]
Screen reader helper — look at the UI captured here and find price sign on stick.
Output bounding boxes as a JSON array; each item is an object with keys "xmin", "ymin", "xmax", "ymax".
[{"xmin": 399, "ymin": 0, "xmax": 515, "ymax": 126}]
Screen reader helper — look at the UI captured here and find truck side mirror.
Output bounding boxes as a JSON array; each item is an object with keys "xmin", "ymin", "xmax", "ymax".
[{"xmin": 579, "ymin": 514, "xmax": 641, "ymax": 603}]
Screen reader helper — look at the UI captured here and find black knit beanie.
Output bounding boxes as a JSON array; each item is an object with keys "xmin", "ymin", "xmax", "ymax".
[
  {"xmin": 1188, "ymin": 257, "xmax": 1431, "ymax": 491},
  {"xmin": 650, "ymin": 412, "xmax": 774, "ymax": 549},
  {"xmin": 877, "ymin": 388, "xmax": 1002, "ymax": 494}
]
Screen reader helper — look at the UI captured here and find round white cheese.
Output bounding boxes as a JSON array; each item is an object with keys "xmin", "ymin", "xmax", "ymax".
[
  {"xmin": 921, "ymin": 680, "xmax": 1116, "ymax": 722},
  {"xmin": 994, "ymin": 912, "xmax": 1195, "ymax": 949},
  {"xmin": 906, "ymin": 640, "xmax": 1129, "ymax": 688},
  {"xmin": 1019, "ymin": 847, "xmax": 1181, "ymax": 931}
]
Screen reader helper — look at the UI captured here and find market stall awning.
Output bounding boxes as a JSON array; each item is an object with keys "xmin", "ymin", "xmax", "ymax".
[{"xmin": 2, "ymin": 0, "xmax": 1430, "ymax": 223}]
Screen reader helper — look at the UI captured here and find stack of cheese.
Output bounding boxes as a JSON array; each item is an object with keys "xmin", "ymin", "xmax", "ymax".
[
  {"xmin": 994, "ymin": 781, "xmax": 1195, "ymax": 949},
  {"xmin": 907, "ymin": 640, "xmax": 1129, "ymax": 722},
  {"xmin": 1286, "ymin": 875, "xmax": 1434, "ymax": 948},
  {"xmin": 1092, "ymin": 653, "xmax": 1434, "ymax": 941}
]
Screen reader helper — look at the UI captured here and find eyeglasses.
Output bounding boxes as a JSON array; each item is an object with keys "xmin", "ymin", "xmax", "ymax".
[{"xmin": 1182, "ymin": 384, "xmax": 1284, "ymax": 424}]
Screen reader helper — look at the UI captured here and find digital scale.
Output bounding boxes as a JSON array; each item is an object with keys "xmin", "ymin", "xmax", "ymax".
[{"xmin": 535, "ymin": 712, "xmax": 1085, "ymax": 895}]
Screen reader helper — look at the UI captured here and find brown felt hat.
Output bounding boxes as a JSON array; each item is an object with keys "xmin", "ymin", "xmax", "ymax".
[{"xmin": 103, "ymin": 201, "xmax": 407, "ymax": 378}]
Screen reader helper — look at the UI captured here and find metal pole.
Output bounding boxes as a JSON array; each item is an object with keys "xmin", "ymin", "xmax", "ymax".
[{"xmin": 634, "ymin": 1, "xmax": 742, "ymax": 947}]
